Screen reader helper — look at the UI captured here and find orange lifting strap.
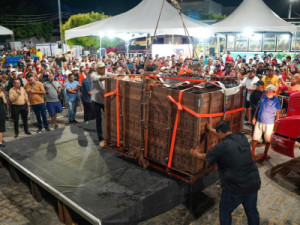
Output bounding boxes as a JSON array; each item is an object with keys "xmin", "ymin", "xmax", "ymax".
[
  {"xmin": 104, "ymin": 80, "xmax": 120, "ymax": 147},
  {"xmin": 167, "ymin": 91, "xmax": 245, "ymax": 168}
]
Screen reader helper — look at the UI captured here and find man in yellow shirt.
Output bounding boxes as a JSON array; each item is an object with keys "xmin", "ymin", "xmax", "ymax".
[
  {"xmin": 262, "ymin": 66, "xmax": 279, "ymax": 89},
  {"xmin": 36, "ymin": 49, "xmax": 43, "ymax": 60},
  {"xmin": 9, "ymin": 79, "xmax": 31, "ymax": 138},
  {"xmin": 24, "ymin": 73, "xmax": 50, "ymax": 133}
]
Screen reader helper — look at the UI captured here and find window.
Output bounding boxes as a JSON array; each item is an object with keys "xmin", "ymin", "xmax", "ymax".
[
  {"xmin": 292, "ymin": 32, "xmax": 300, "ymax": 51},
  {"xmin": 249, "ymin": 34, "xmax": 262, "ymax": 51},
  {"xmin": 277, "ymin": 34, "xmax": 290, "ymax": 51},
  {"xmin": 235, "ymin": 34, "xmax": 248, "ymax": 51},
  {"xmin": 227, "ymin": 35, "xmax": 235, "ymax": 51},
  {"xmin": 263, "ymin": 33, "xmax": 276, "ymax": 51}
]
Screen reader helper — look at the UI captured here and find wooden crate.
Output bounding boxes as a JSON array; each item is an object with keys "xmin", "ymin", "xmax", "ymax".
[
  {"xmin": 105, "ymin": 79, "xmax": 145, "ymax": 155},
  {"xmin": 105, "ymin": 78, "xmax": 245, "ymax": 176}
]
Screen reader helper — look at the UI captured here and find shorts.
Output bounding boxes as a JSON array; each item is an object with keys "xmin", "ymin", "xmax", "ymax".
[
  {"xmin": 46, "ymin": 101, "xmax": 63, "ymax": 117},
  {"xmin": 253, "ymin": 121, "xmax": 274, "ymax": 143}
]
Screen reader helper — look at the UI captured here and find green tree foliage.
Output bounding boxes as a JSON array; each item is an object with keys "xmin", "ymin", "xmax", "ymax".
[
  {"xmin": 200, "ymin": 13, "xmax": 227, "ymax": 20},
  {"xmin": 61, "ymin": 12, "xmax": 122, "ymax": 48},
  {"xmin": 0, "ymin": 1, "xmax": 53, "ymax": 41}
]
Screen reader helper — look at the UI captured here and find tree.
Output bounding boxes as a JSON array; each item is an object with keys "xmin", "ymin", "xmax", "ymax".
[
  {"xmin": 61, "ymin": 11, "xmax": 122, "ymax": 48},
  {"xmin": 200, "ymin": 13, "xmax": 227, "ymax": 21}
]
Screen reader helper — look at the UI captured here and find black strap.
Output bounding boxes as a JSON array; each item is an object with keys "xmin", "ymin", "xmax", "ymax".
[{"xmin": 49, "ymin": 81, "xmax": 59, "ymax": 93}]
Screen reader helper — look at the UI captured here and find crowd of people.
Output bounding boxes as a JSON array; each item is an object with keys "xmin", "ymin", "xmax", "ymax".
[{"xmin": 0, "ymin": 49, "xmax": 299, "ymax": 151}]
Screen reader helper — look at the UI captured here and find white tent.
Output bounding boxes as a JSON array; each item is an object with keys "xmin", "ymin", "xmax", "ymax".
[
  {"xmin": 0, "ymin": 25, "xmax": 13, "ymax": 36},
  {"xmin": 65, "ymin": 0, "xmax": 208, "ymax": 41},
  {"xmin": 211, "ymin": 0, "xmax": 297, "ymax": 33}
]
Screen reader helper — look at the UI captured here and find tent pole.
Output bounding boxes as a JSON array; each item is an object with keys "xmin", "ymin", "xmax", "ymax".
[
  {"xmin": 294, "ymin": 32, "xmax": 297, "ymax": 52},
  {"xmin": 99, "ymin": 35, "xmax": 102, "ymax": 58},
  {"xmin": 126, "ymin": 39, "xmax": 129, "ymax": 57},
  {"xmin": 217, "ymin": 35, "xmax": 220, "ymax": 55},
  {"xmin": 11, "ymin": 34, "xmax": 15, "ymax": 51},
  {"xmin": 225, "ymin": 34, "xmax": 228, "ymax": 52}
]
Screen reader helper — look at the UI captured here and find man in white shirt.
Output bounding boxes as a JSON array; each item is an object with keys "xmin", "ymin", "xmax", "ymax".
[
  {"xmin": 91, "ymin": 62, "xmax": 107, "ymax": 148},
  {"xmin": 241, "ymin": 69, "xmax": 260, "ymax": 122}
]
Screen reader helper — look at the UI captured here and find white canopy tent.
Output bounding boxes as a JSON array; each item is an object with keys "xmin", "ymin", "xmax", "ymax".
[
  {"xmin": 0, "ymin": 25, "xmax": 13, "ymax": 36},
  {"xmin": 211, "ymin": 0, "xmax": 297, "ymax": 33},
  {"xmin": 65, "ymin": 0, "xmax": 208, "ymax": 41}
]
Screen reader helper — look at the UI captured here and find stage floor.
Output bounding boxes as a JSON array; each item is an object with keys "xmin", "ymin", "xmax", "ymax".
[{"xmin": 0, "ymin": 122, "xmax": 190, "ymax": 225}]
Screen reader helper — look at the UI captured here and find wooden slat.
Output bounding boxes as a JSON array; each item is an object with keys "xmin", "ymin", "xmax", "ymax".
[{"xmin": 57, "ymin": 200, "xmax": 64, "ymax": 223}]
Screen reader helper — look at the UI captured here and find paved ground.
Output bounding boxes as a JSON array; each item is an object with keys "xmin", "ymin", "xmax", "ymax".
[{"xmin": 0, "ymin": 111, "xmax": 300, "ymax": 225}]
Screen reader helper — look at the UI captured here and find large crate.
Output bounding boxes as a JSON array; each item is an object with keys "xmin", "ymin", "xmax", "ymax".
[{"xmin": 105, "ymin": 78, "xmax": 245, "ymax": 178}]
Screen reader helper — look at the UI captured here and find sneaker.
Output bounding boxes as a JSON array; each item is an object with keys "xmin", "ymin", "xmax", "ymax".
[
  {"xmin": 0, "ymin": 143, "xmax": 5, "ymax": 147},
  {"xmin": 45, "ymin": 127, "xmax": 51, "ymax": 132},
  {"xmin": 37, "ymin": 129, "xmax": 42, "ymax": 133},
  {"xmin": 14, "ymin": 133, "xmax": 19, "ymax": 138},
  {"xmin": 25, "ymin": 131, "xmax": 32, "ymax": 135},
  {"xmin": 99, "ymin": 140, "xmax": 105, "ymax": 148},
  {"xmin": 72, "ymin": 120, "xmax": 78, "ymax": 124},
  {"xmin": 54, "ymin": 125, "xmax": 58, "ymax": 130}
]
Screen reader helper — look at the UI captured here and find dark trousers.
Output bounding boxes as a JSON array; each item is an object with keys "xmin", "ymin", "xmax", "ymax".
[
  {"xmin": 32, "ymin": 103, "xmax": 49, "ymax": 130},
  {"xmin": 83, "ymin": 102, "xmax": 95, "ymax": 122},
  {"xmin": 219, "ymin": 191, "xmax": 259, "ymax": 225},
  {"xmin": 11, "ymin": 104, "xmax": 29, "ymax": 134},
  {"xmin": 93, "ymin": 101, "xmax": 104, "ymax": 141}
]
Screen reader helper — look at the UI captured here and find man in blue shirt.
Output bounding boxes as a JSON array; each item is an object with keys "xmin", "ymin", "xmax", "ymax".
[
  {"xmin": 81, "ymin": 69, "xmax": 95, "ymax": 122},
  {"xmin": 252, "ymin": 84, "xmax": 281, "ymax": 160},
  {"xmin": 65, "ymin": 74, "xmax": 80, "ymax": 124}
]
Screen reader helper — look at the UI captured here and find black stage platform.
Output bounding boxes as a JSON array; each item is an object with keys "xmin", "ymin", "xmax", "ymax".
[{"xmin": 0, "ymin": 122, "xmax": 195, "ymax": 225}]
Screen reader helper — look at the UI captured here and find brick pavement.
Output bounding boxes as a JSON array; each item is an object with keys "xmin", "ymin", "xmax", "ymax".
[
  {"xmin": 140, "ymin": 143, "xmax": 300, "ymax": 225},
  {"xmin": 1, "ymin": 111, "xmax": 300, "ymax": 225}
]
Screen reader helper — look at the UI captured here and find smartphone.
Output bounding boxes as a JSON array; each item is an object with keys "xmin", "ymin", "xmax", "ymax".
[{"xmin": 279, "ymin": 75, "xmax": 282, "ymax": 79}]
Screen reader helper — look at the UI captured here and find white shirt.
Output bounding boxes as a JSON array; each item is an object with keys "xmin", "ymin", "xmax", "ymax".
[{"xmin": 241, "ymin": 76, "xmax": 260, "ymax": 101}]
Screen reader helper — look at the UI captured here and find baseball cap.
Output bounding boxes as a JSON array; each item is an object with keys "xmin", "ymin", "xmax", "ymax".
[
  {"xmin": 96, "ymin": 62, "xmax": 105, "ymax": 68},
  {"xmin": 248, "ymin": 69, "xmax": 255, "ymax": 73},
  {"xmin": 255, "ymin": 80, "xmax": 265, "ymax": 86},
  {"xmin": 266, "ymin": 84, "xmax": 277, "ymax": 92}
]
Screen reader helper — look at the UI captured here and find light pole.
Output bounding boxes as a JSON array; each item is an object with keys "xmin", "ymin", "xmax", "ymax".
[
  {"xmin": 58, "ymin": 0, "xmax": 64, "ymax": 53},
  {"xmin": 288, "ymin": 0, "xmax": 297, "ymax": 19}
]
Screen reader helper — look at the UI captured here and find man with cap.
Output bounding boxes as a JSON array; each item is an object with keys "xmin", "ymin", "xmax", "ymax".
[
  {"xmin": 222, "ymin": 64, "xmax": 236, "ymax": 80},
  {"xmin": 91, "ymin": 62, "xmax": 106, "ymax": 148},
  {"xmin": 241, "ymin": 69, "xmax": 260, "ymax": 122},
  {"xmin": 71, "ymin": 67, "xmax": 80, "ymax": 81},
  {"xmin": 252, "ymin": 84, "xmax": 281, "ymax": 160},
  {"xmin": 249, "ymin": 81, "xmax": 265, "ymax": 134},
  {"xmin": 212, "ymin": 64, "xmax": 223, "ymax": 81},
  {"xmin": 262, "ymin": 66, "xmax": 279, "ymax": 89}
]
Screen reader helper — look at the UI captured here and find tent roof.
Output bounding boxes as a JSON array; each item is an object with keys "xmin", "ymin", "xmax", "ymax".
[
  {"xmin": 211, "ymin": 0, "xmax": 297, "ymax": 33},
  {"xmin": 65, "ymin": 0, "xmax": 207, "ymax": 40},
  {"xmin": 0, "ymin": 25, "xmax": 13, "ymax": 36}
]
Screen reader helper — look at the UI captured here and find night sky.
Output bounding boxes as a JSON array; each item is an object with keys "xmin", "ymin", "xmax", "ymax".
[
  {"xmin": 3, "ymin": 0, "xmax": 300, "ymax": 18},
  {"xmin": 47, "ymin": 0, "xmax": 300, "ymax": 18}
]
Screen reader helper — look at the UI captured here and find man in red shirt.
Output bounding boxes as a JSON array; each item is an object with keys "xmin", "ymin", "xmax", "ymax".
[{"xmin": 225, "ymin": 51, "xmax": 234, "ymax": 63}]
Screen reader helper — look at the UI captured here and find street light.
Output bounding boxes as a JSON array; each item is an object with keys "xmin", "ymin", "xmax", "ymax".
[
  {"xmin": 58, "ymin": 0, "xmax": 64, "ymax": 53},
  {"xmin": 288, "ymin": 0, "xmax": 298, "ymax": 19}
]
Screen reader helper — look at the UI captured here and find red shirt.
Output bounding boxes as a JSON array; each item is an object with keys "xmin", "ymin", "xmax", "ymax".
[{"xmin": 225, "ymin": 56, "xmax": 234, "ymax": 63}]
